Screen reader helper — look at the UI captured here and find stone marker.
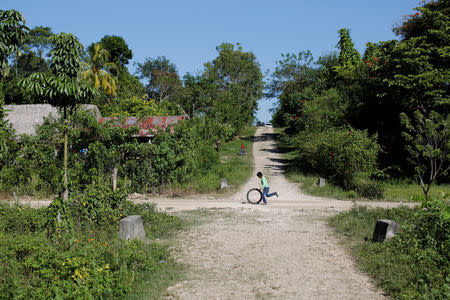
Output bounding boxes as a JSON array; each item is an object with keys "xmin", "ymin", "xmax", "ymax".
[
  {"xmin": 220, "ymin": 178, "xmax": 229, "ymax": 189},
  {"xmin": 239, "ymin": 149, "xmax": 246, "ymax": 156},
  {"xmin": 119, "ymin": 215, "xmax": 146, "ymax": 240},
  {"xmin": 372, "ymin": 219, "xmax": 400, "ymax": 242},
  {"xmin": 318, "ymin": 177, "xmax": 326, "ymax": 187}
]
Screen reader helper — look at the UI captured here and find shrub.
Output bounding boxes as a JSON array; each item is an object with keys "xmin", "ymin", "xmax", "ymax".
[
  {"xmin": 330, "ymin": 200, "xmax": 450, "ymax": 299},
  {"xmin": 0, "ymin": 189, "xmax": 181, "ymax": 299},
  {"xmin": 0, "ymin": 202, "xmax": 47, "ymax": 233},
  {"xmin": 296, "ymin": 127, "xmax": 383, "ymax": 197},
  {"xmin": 103, "ymin": 96, "xmax": 183, "ymax": 117}
]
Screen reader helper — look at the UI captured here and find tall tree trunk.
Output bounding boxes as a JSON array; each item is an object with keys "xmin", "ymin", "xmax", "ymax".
[
  {"xmin": 63, "ymin": 105, "xmax": 69, "ymax": 201},
  {"xmin": 112, "ymin": 167, "xmax": 118, "ymax": 191}
]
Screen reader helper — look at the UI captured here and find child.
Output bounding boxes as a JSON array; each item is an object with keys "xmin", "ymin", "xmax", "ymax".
[{"xmin": 257, "ymin": 172, "xmax": 278, "ymax": 205}]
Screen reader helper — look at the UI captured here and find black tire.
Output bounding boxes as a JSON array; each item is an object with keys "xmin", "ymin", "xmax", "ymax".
[{"xmin": 246, "ymin": 188, "xmax": 262, "ymax": 204}]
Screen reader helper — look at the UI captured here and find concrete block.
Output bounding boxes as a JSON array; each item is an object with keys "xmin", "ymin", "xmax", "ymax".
[
  {"xmin": 372, "ymin": 219, "xmax": 400, "ymax": 242},
  {"xmin": 119, "ymin": 215, "xmax": 146, "ymax": 240},
  {"xmin": 220, "ymin": 178, "xmax": 229, "ymax": 189},
  {"xmin": 318, "ymin": 177, "xmax": 326, "ymax": 187}
]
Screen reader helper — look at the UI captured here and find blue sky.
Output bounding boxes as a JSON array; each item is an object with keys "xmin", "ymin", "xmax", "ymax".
[{"xmin": 3, "ymin": 0, "xmax": 420, "ymax": 122}]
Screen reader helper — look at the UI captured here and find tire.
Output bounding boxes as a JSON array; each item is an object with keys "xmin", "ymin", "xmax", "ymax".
[{"xmin": 246, "ymin": 188, "xmax": 262, "ymax": 204}]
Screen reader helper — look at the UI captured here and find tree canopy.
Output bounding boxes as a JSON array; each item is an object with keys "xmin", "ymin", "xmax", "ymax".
[
  {"xmin": 90, "ymin": 35, "xmax": 133, "ymax": 66},
  {"xmin": 0, "ymin": 9, "xmax": 29, "ymax": 78}
]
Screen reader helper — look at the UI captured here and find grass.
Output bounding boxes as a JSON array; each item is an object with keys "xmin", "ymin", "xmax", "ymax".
[
  {"xmin": 0, "ymin": 200, "xmax": 183, "ymax": 300},
  {"xmin": 280, "ymin": 145, "xmax": 450, "ymax": 202},
  {"xmin": 329, "ymin": 205, "xmax": 449, "ymax": 299},
  {"xmin": 185, "ymin": 126, "xmax": 256, "ymax": 192},
  {"xmin": 383, "ymin": 183, "xmax": 450, "ymax": 202},
  {"xmin": 281, "ymin": 149, "xmax": 357, "ymax": 200}
]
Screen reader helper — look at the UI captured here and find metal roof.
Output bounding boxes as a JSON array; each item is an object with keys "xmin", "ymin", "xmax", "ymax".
[{"xmin": 98, "ymin": 115, "xmax": 188, "ymax": 137}]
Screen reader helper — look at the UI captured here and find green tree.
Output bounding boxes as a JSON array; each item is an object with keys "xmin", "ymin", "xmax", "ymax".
[
  {"xmin": 179, "ymin": 72, "xmax": 215, "ymax": 118},
  {"xmin": 135, "ymin": 56, "xmax": 179, "ymax": 100},
  {"xmin": 354, "ymin": 0, "xmax": 450, "ymax": 176},
  {"xmin": 95, "ymin": 35, "xmax": 132, "ymax": 67},
  {"xmin": 401, "ymin": 110, "xmax": 449, "ymax": 196},
  {"xmin": 337, "ymin": 28, "xmax": 360, "ymax": 68},
  {"xmin": 205, "ymin": 43, "xmax": 264, "ymax": 132},
  {"xmin": 26, "ymin": 26, "xmax": 54, "ymax": 58},
  {"xmin": 1, "ymin": 24, "xmax": 52, "ymax": 104},
  {"xmin": 115, "ymin": 68, "xmax": 146, "ymax": 100},
  {"xmin": 267, "ymin": 51, "xmax": 325, "ymax": 127},
  {"xmin": 379, "ymin": 0, "xmax": 449, "ymax": 112},
  {"xmin": 0, "ymin": 9, "xmax": 28, "ymax": 160},
  {"xmin": 20, "ymin": 32, "xmax": 98, "ymax": 200},
  {"xmin": 81, "ymin": 43, "xmax": 118, "ymax": 96},
  {"xmin": 135, "ymin": 56, "xmax": 177, "ymax": 79},
  {"xmin": 0, "ymin": 9, "xmax": 29, "ymax": 78}
]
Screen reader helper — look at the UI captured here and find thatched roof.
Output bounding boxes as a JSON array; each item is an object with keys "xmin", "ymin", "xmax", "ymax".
[{"xmin": 4, "ymin": 104, "xmax": 101, "ymax": 136}]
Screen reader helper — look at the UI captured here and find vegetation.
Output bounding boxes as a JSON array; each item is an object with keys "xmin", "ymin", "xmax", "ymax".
[
  {"xmin": 19, "ymin": 32, "xmax": 99, "ymax": 200},
  {"xmin": 0, "ymin": 187, "xmax": 181, "ymax": 299},
  {"xmin": 270, "ymin": 0, "xmax": 449, "ymax": 198},
  {"xmin": 1, "ymin": 2, "xmax": 449, "ymax": 298},
  {"xmin": 81, "ymin": 43, "xmax": 118, "ymax": 97},
  {"xmin": 281, "ymin": 146, "xmax": 450, "ymax": 201},
  {"xmin": 329, "ymin": 196, "xmax": 449, "ymax": 299},
  {"xmin": 0, "ymin": 10, "xmax": 262, "ymax": 198},
  {"xmin": 185, "ymin": 126, "xmax": 256, "ymax": 192}
]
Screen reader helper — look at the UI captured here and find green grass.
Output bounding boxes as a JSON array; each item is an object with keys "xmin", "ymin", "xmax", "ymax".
[
  {"xmin": 281, "ymin": 149, "xmax": 357, "ymax": 200},
  {"xmin": 329, "ymin": 205, "xmax": 450, "ymax": 299},
  {"xmin": 383, "ymin": 183, "xmax": 450, "ymax": 202},
  {"xmin": 285, "ymin": 170, "xmax": 352, "ymax": 199},
  {"xmin": 0, "ymin": 201, "xmax": 183, "ymax": 299},
  {"xmin": 185, "ymin": 126, "xmax": 256, "ymax": 192},
  {"xmin": 281, "ymin": 147, "xmax": 450, "ymax": 202}
]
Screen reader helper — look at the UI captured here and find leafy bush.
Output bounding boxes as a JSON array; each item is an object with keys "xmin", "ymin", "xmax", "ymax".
[
  {"xmin": 103, "ymin": 96, "xmax": 183, "ymax": 117},
  {"xmin": 0, "ymin": 188, "xmax": 181, "ymax": 299},
  {"xmin": 296, "ymin": 127, "xmax": 383, "ymax": 197},
  {"xmin": 0, "ymin": 108, "xmax": 239, "ymax": 196},
  {"xmin": 0, "ymin": 202, "xmax": 47, "ymax": 233},
  {"xmin": 329, "ymin": 199, "xmax": 450, "ymax": 299}
]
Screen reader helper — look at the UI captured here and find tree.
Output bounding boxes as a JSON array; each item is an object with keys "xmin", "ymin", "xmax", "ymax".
[
  {"xmin": 81, "ymin": 43, "xmax": 118, "ymax": 96},
  {"xmin": 149, "ymin": 70, "xmax": 181, "ymax": 102},
  {"xmin": 179, "ymin": 72, "xmax": 215, "ymax": 118},
  {"xmin": 337, "ymin": 28, "xmax": 360, "ymax": 68},
  {"xmin": 374, "ymin": 0, "xmax": 449, "ymax": 112},
  {"xmin": 267, "ymin": 51, "xmax": 323, "ymax": 127},
  {"xmin": 354, "ymin": 0, "xmax": 450, "ymax": 176},
  {"xmin": 95, "ymin": 35, "xmax": 132, "ymax": 67},
  {"xmin": 115, "ymin": 68, "xmax": 146, "ymax": 100},
  {"xmin": 401, "ymin": 110, "xmax": 449, "ymax": 196},
  {"xmin": 135, "ymin": 56, "xmax": 177, "ymax": 79},
  {"xmin": 0, "ymin": 9, "xmax": 28, "ymax": 159},
  {"xmin": 0, "ymin": 9, "xmax": 29, "ymax": 78},
  {"xmin": 26, "ymin": 26, "xmax": 54, "ymax": 58},
  {"xmin": 135, "ymin": 56, "xmax": 179, "ymax": 101},
  {"xmin": 20, "ymin": 32, "xmax": 98, "ymax": 200},
  {"xmin": 205, "ymin": 43, "xmax": 264, "ymax": 131}
]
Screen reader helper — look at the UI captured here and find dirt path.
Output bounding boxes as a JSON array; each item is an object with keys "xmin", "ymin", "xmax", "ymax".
[
  {"xmin": 15, "ymin": 127, "xmax": 407, "ymax": 299},
  {"xmin": 151, "ymin": 127, "xmax": 406, "ymax": 299}
]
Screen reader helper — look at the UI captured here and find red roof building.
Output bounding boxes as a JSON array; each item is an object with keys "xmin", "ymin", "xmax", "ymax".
[{"xmin": 98, "ymin": 115, "xmax": 188, "ymax": 138}]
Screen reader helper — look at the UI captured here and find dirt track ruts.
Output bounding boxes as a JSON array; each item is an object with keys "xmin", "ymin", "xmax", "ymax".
[{"xmin": 149, "ymin": 127, "xmax": 408, "ymax": 299}]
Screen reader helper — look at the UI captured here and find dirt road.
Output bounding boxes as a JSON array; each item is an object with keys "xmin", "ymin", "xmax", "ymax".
[
  {"xmin": 16, "ymin": 127, "xmax": 406, "ymax": 298},
  {"xmin": 152, "ymin": 127, "xmax": 404, "ymax": 299}
]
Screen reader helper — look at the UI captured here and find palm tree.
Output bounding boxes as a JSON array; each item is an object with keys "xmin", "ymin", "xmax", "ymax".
[{"xmin": 81, "ymin": 43, "xmax": 118, "ymax": 96}]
